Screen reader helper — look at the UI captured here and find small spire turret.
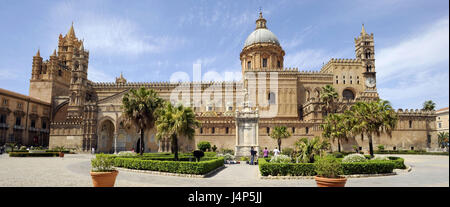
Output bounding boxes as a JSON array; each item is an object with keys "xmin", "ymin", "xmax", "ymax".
[
  {"xmin": 67, "ymin": 21, "xmax": 76, "ymax": 38},
  {"xmin": 255, "ymin": 11, "xmax": 267, "ymax": 29},
  {"xmin": 361, "ymin": 23, "xmax": 366, "ymax": 35}
]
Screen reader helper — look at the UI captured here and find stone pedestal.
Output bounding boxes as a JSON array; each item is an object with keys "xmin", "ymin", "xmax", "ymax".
[{"xmin": 235, "ymin": 106, "xmax": 259, "ymax": 158}]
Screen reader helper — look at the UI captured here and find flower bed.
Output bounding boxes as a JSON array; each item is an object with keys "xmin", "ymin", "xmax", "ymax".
[
  {"xmin": 9, "ymin": 152, "xmax": 60, "ymax": 157},
  {"xmin": 113, "ymin": 156, "xmax": 224, "ymax": 175}
]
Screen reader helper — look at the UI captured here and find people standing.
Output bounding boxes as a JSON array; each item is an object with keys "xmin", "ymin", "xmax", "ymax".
[
  {"xmin": 250, "ymin": 147, "xmax": 256, "ymax": 165},
  {"xmin": 263, "ymin": 147, "xmax": 269, "ymax": 158},
  {"xmin": 273, "ymin": 147, "xmax": 280, "ymax": 156}
]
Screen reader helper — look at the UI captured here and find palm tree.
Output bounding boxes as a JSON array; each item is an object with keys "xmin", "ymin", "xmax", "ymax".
[
  {"xmin": 295, "ymin": 137, "xmax": 330, "ymax": 163},
  {"xmin": 269, "ymin": 126, "xmax": 291, "ymax": 152},
  {"xmin": 321, "ymin": 113, "xmax": 350, "ymax": 152},
  {"xmin": 155, "ymin": 102, "xmax": 200, "ymax": 161},
  {"xmin": 320, "ymin": 85, "xmax": 338, "ymax": 116},
  {"xmin": 438, "ymin": 132, "xmax": 449, "ymax": 149},
  {"xmin": 122, "ymin": 87, "xmax": 163, "ymax": 155},
  {"xmin": 422, "ymin": 100, "xmax": 436, "ymax": 111},
  {"xmin": 348, "ymin": 100, "xmax": 398, "ymax": 158}
]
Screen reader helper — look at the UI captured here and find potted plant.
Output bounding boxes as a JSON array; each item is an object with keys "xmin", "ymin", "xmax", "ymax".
[
  {"xmin": 54, "ymin": 146, "xmax": 65, "ymax": 157},
  {"xmin": 314, "ymin": 157, "xmax": 347, "ymax": 187},
  {"xmin": 90, "ymin": 154, "xmax": 118, "ymax": 187}
]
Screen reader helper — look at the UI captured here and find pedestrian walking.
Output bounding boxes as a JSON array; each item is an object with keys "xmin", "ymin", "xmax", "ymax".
[
  {"xmin": 273, "ymin": 147, "xmax": 280, "ymax": 156},
  {"xmin": 263, "ymin": 147, "xmax": 269, "ymax": 158}
]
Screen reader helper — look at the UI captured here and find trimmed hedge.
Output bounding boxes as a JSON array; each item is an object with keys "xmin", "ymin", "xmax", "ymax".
[
  {"xmin": 342, "ymin": 161, "xmax": 395, "ymax": 175},
  {"xmin": 387, "ymin": 156, "xmax": 406, "ymax": 169},
  {"xmin": 9, "ymin": 152, "xmax": 60, "ymax": 157},
  {"xmin": 113, "ymin": 157, "xmax": 224, "ymax": 175},
  {"xmin": 259, "ymin": 158, "xmax": 315, "ymax": 176},
  {"xmin": 259, "ymin": 157, "xmax": 402, "ymax": 176},
  {"xmin": 46, "ymin": 150, "xmax": 72, "ymax": 153},
  {"xmin": 375, "ymin": 150, "xmax": 449, "ymax": 156}
]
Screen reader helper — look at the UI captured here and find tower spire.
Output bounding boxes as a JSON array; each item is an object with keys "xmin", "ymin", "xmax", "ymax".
[
  {"xmin": 67, "ymin": 21, "xmax": 76, "ymax": 38},
  {"xmin": 35, "ymin": 49, "xmax": 40, "ymax": 57},
  {"xmin": 361, "ymin": 23, "xmax": 366, "ymax": 35}
]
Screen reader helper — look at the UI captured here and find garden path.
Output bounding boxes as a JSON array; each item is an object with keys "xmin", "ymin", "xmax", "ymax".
[{"xmin": 0, "ymin": 153, "xmax": 447, "ymax": 187}]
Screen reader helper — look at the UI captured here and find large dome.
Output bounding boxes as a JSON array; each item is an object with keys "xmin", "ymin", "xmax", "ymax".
[{"xmin": 244, "ymin": 28, "xmax": 280, "ymax": 47}]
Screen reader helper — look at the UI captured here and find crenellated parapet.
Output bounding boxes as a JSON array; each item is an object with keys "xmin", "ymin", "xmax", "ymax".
[
  {"xmin": 396, "ymin": 109, "xmax": 436, "ymax": 116},
  {"xmin": 320, "ymin": 58, "xmax": 363, "ymax": 73},
  {"xmin": 92, "ymin": 80, "xmax": 243, "ymax": 90}
]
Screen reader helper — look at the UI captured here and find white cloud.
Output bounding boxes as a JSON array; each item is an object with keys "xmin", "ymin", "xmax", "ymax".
[
  {"xmin": 0, "ymin": 69, "xmax": 19, "ymax": 80},
  {"xmin": 284, "ymin": 49, "xmax": 348, "ymax": 70},
  {"xmin": 378, "ymin": 70, "xmax": 449, "ymax": 109},
  {"xmin": 88, "ymin": 66, "xmax": 115, "ymax": 83},
  {"xmin": 376, "ymin": 17, "xmax": 449, "ymax": 83},
  {"xmin": 50, "ymin": 1, "xmax": 185, "ymax": 57},
  {"xmin": 376, "ymin": 16, "xmax": 449, "ymax": 108}
]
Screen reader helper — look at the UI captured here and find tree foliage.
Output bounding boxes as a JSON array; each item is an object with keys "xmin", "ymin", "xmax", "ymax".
[
  {"xmin": 269, "ymin": 126, "xmax": 291, "ymax": 151},
  {"xmin": 347, "ymin": 100, "xmax": 398, "ymax": 157},
  {"xmin": 155, "ymin": 102, "xmax": 200, "ymax": 161},
  {"xmin": 422, "ymin": 100, "xmax": 436, "ymax": 111},
  {"xmin": 295, "ymin": 137, "xmax": 330, "ymax": 163},
  {"xmin": 122, "ymin": 87, "xmax": 163, "ymax": 155},
  {"xmin": 320, "ymin": 84, "xmax": 338, "ymax": 115}
]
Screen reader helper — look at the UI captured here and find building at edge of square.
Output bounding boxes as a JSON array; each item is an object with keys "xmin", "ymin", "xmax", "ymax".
[{"xmin": 21, "ymin": 13, "xmax": 438, "ymax": 153}]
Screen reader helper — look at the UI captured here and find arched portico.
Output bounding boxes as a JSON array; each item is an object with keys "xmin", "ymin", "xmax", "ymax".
[{"xmin": 97, "ymin": 117, "xmax": 115, "ymax": 153}]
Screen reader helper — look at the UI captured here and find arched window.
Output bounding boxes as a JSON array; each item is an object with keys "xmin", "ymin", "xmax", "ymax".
[
  {"xmin": 268, "ymin": 92, "xmax": 276, "ymax": 105},
  {"xmin": 305, "ymin": 127, "xmax": 309, "ymax": 134},
  {"xmin": 247, "ymin": 61, "xmax": 251, "ymax": 69},
  {"xmin": 342, "ymin": 89, "xmax": 355, "ymax": 100},
  {"xmin": 266, "ymin": 127, "xmax": 270, "ymax": 134},
  {"xmin": 409, "ymin": 120, "xmax": 412, "ymax": 128},
  {"xmin": 225, "ymin": 127, "xmax": 229, "ymax": 134},
  {"xmin": 212, "ymin": 127, "xmax": 215, "ymax": 134},
  {"xmin": 262, "ymin": 58, "xmax": 267, "ymax": 68}
]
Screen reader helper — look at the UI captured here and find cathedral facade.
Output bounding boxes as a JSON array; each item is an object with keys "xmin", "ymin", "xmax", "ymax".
[{"xmin": 28, "ymin": 13, "xmax": 437, "ymax": 153}]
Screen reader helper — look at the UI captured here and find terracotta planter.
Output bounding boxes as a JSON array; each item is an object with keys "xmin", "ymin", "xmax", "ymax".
[
  {"xmin": 90, "ymin": 170, "xmax": 119, "ymax": 187},
  {"xmin": 59, "ymin": 152, "xmax": 64, "ymax": 157},
  {"xmin": 314, "ymin": 176, "xmax": 347, "ymax": 187}
]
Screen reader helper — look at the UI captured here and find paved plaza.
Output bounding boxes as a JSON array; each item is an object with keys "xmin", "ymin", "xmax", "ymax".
[{"xmin": 0, "ymin": 153, "xmax": 448, "ymax": 187}]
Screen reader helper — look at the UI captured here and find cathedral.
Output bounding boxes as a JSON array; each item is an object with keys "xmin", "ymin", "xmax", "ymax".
[{"xmin": 27, "ymin": 13, "xmax": 437, "ymax": 153}]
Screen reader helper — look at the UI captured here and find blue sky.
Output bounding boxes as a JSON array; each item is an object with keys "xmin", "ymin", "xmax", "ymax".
[{"xmin": 0, "ymin": 0, "xmax": 448, "ymax": 109}]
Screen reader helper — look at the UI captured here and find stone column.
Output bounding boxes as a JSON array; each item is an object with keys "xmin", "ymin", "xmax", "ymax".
[{"xmin": 114, "ymin": 133, "xmax": 118, "ymax": 154}]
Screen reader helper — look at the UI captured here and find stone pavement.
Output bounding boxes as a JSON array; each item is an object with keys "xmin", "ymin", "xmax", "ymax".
[{"xmin": 0, "ymin": 153, "xmax": 448, "ymax": 187}]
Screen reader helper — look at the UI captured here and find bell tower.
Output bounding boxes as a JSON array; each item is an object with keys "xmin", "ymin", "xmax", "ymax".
[
  {"xmin": 67, "ymin": 42, "xmax": 89, "ymax": 118},
  {"xmin": 355, "ymin": 24, "xmax": 377, "ymax": 92}
]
